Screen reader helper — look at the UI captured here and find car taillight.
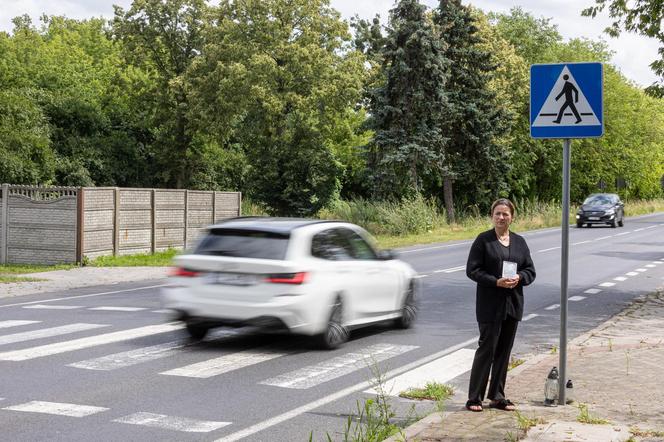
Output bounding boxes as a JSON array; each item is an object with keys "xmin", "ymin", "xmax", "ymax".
[
  {"xmin": 169, "ymin": 267, "xmax": 201, "ymax": 277},
  {"xmin": 265, "ymin": 272, "xmax": 308, "ymax": 284}
]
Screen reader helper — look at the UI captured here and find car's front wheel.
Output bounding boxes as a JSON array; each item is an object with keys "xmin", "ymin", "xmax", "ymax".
[
  {"xmin": 618, "ymin": 214, "xmax": 624, "ymax": 227},
  {"xmin": 185, "ymin": 322, "xmax": 209, "ymax": 340},
  {"xmin": 576, "ymin": 221, "xmax": 583, "ymax": 228},
  {"xmin": 316, "ymin": 296, "xmax": 348, "ymax": 350},
  {"xmin": 395, "ymin": 282, "xmax": 417, "ymax": 329}
]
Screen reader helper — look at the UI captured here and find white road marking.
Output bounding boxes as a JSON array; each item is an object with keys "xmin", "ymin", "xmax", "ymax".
[
  {"xmin": 364, "ymin": 348, "xmax": 475, "ymax": 396},
  {"xmin": 88, "ymin": 306, "xmax": 147, "ymax": 312},
  {"xmin": 584, "ymin": 288, "xmax": 602, "ymax": 294},
  {"xmin": 645, "ymin": 264, "xmax": 656, "ymax": 268},
  {"xmin": 537, "ymin": 247, "xmax": 560, "ymax": 253},
  {"xmin": 23, "ymin": 305, "xmax": 83, "ymax": 310},
  {"xmin": 214, "ymin": 337, "xmax": 478, "ymax": 442},
  {"xmin": 613, "ymin": 276, "xmax": 628, "ymax": 281},
  {"xmin": 653, "ymin": 261, "xmax": 663, "ymax": 265},
  {"xmin": 635, "ymin": 268, "xmax": 647, "ymax": 272},
  {"xmin": 114, "ymin": 412, "xmax": 230, "ymax": 433},
  {"xmin": 599, "ymin": 282, "xmax": 616, "ymax": 287},
  {"xmin": 260, "ymin": 343, "xmax": 418, "ymax": 389},
  {"xmin": 615, "ymin": 232, "xmax": 629, "ymax": 236},
  {"xmin": 0, "ymin": 322, "xmax": 183, "ymax": 361},
  {"xmin": 522, "ymin": 313, "xmax": 539, "ymax": 321},
  {"xmin": 151, "ymin": 309, "xmax": 172, "ymax": 313},
  {"xmin": 3, "ymin": 401, "xmax": 108, "ymax": 417},
  {"xmin": 0, "ymin": 323, "xmax": 108, "ymax": 346},
  {"xmin": 595, "ymin": 235, "xmax": 612, "ymax": 240},
  {"xmin": 0, "ymin": 284, "xmax": 169, "ymax": 309},
  {"xmin": 645, "ymin": 226, "xmax": 657, "ymax": 229},
  {"xmin": 0, "ymin": 320, "xmax": 40, "ymax": 329},
  {"xmin": 569, "ymin": 296, "xmax": 586, "ymax": 301},
  {"xmin": 414, "ymin": 274, "xmax": 429, "ymax": 279},
  {"xmin": 633, "ymin": 228, "xmax": 645, "ymax": 231},
  {"xmin": 572, "ymin": 240, "xmax": 591, "ymax": 245},
  {"xmin": 69, "ymin": 339, "xmax": 189, "ymax": 370},
  {"xmin": 626, "ymin": 272, "xmax": 639, "ymax": 276},
  {"xmin": 433, "ymin": 266, "xmax": 465, "ymax": 273},
  {"xmin": 545, "ymin": 304, "xmax": 560, "ymax": 311},
  {"xmin": 161, "ymin": 348, "xmax": 289, "ymax": 379},
  {"xmin": 401, "ymin": 241, "xmax": 472, "ymax": 254}
]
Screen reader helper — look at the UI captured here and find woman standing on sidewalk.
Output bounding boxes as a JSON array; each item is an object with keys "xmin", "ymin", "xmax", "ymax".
[{"xmin": 465, "ymin": 198, "xmax": 536, "ymax": 412}]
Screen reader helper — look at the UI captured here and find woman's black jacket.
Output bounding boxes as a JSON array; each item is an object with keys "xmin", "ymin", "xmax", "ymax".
[{"xmin": 466, "ymin": 229, "xmax": 536, "ymax": 323}]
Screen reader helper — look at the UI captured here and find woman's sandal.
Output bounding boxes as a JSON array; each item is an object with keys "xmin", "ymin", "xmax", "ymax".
[
  {"xmin": 465, "ymin": 399, "xmax": 483, "ymax": 412},
  {"xmin": 489, "ymin": 398, "xmax": 516, "ymax": 411}
]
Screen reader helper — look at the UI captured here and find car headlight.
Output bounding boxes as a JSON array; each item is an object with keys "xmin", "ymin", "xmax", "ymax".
[{"xmin": 604, "ymin": 209, "xmax": 615, "ymax": 215}]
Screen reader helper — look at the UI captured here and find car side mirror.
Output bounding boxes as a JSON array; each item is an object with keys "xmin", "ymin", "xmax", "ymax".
[{"xmin": 377, "ymin": 249, "xmax": 397, "ymax": 260}]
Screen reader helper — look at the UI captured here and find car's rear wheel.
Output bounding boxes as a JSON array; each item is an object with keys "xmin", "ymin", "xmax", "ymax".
[
  {"xmin": 185, "ymin": 322, "xmax": 209, "ymax": 340},
  {"xmin": 316, "ymin": 296, "xmax": 348, "ymax": 350},
  {"xmin": 395, "ymin": 282, "xmax": 417, "ymax": 329}
]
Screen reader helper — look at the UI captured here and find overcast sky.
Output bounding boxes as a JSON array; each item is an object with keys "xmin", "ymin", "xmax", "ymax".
[{"xmin": 0, "ymin": 0, "xmax": 659, "ymax": 88}]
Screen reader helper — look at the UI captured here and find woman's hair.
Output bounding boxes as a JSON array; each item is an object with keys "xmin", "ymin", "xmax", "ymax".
[{"xmin": 491, "ymin": 198, "xmax": 516, "ymax": 217}]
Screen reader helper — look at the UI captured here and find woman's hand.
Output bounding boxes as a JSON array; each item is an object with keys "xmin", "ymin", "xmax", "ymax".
[{"xmin": 497, "ymin": 274, "xmax": 520, "ymax": 289}]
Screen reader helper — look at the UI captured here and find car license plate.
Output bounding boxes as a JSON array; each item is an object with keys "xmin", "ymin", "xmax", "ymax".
[
  {"xmin": 588, "ymin": 217, "xmax": 599, "ymax": 220},
  {"xmin": 207, "ymin": 272, "xmax": 256, "ymax": 286}
]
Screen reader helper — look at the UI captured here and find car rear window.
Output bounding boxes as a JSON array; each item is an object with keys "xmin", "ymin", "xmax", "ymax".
[{"xmin": 194, "ymin": 229, "xmax": 289, "ymax": 260}]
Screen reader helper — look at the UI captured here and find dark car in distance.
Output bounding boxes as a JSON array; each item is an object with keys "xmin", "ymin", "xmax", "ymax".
[{"xmin": 576, "ymin": 193, "xmax": 624, "ymax": 228}]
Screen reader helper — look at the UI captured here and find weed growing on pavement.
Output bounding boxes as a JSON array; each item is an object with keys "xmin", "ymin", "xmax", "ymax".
[
  {"xmin": 550, "ymin": 345, "xmax": 558, "ymax": 354},
  {"xmin": 625, "ymin": 350, "xmax": 631, "ymax": 375},
  {"xmin": 514, "ymin": 411, "xmax": 545, "ymax": 434},
  {"xmin": 508, "ymin": 356, "xmax": 525, "ymax": 371},
  {"xmin": 608, "ymin": 338, "xmax": 613, "ymax": 352},
  {"xmin": 629, "ymin": 426, "xmax": 664, "ymax": 438},
  {"xmin": 399, "ymin": 382, "xmax": 454, "ymax": 402},
  {"xmin": 504, "ymin": 430, "xmax": 518, "ymax": 442},
  {"xmin": 576, "ymin": 403, "xmax": 610, "ymax": 425}
]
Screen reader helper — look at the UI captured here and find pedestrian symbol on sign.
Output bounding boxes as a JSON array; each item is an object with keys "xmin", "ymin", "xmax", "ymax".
[
  {"xmin": 532, "ymin": 65, "xmax": 600, "ymax": 128},
  {"xmin": 553, "ymin": 75, "xmax": 581, "ymax": 124}
]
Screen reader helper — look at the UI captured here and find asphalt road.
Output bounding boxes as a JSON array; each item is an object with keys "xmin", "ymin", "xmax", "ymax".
[{"xmin": 0, "ymin": 213, "xmax": 663, "ymax": 441}]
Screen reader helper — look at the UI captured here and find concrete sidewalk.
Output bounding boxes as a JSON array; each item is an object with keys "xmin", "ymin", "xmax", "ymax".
[
  {"xmin": 389, "ymin": 288, "xmax": 664, "ymax": 442},
  {"xmin": 0, "ymin": 266, "xmax": 168, "ymax": 298}
]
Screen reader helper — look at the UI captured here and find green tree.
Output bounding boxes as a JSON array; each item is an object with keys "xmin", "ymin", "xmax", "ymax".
[
  {"xmin": 582, "ymin": 0, "xmax": 664, "ymax": 96},
  {"xmin": 368, "ymin": 0, "xmax": 450, "ymax": 199},
  {"xmin": 434, "ymin": 1, "xmax": 510, "ymax": 220},
  {"xmin": 192, "ymin": 0, "xmax": 366, "ymax": 215},
  {"xmin": 112, "ymin": 0, "xmax": 207, "ymax": 188}
]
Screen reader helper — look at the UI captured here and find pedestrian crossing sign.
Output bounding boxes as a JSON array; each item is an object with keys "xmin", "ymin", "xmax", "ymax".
[{"xmin": 530, "ymin": 62, "xmax": 603, "ymax": 139}]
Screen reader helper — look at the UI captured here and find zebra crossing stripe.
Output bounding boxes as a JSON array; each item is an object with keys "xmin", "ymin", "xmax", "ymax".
[
  {"xmin": 259, "ymin": 343, "xmax": 418, "ymax": 389},
  {"xmin": 69, "ymin": 339, "xmax": 189, "ymax": 370},
  {"xmin": 364, "ymin": 348, "xmax": 475, "ymax": 396},
  {"xmin": 23, "ymin": 305, "xmax": 83, "ymax": 310},
  {"xmin": 0, "ymin": 322, "xmax": 183, "ymax": 361},
  {"xmin": 0, "ymin": 323, "xmax": 108, "ymax": 346},
  {"xmin": 88, "ymin": 307, "xmax": 147, "ymax": 312},
  {"xmin": 3, "ymin": 401, "xmax": 108, "ymax": 417},
  {"xmin": 0, "ymin": 320, "xmax": 41, "ymax": 329},
  {"xmin": 161, "ymin": 347, "xmax": 289, "ymax": 379},
  {"xmin": 113, "ymin": 412, "xmax": 230, "ymax": 433}
]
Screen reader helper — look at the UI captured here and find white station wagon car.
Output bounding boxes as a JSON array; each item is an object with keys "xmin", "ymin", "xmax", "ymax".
[{"xmin": 161, "ymin": 217, "xmax": 418, "ymax": 349}]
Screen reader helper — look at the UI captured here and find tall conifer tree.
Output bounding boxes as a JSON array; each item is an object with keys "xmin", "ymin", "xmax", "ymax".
[
  {"xmin": 435, "ymin": 0, "xmax": 510, "ymax": 220},
  {"xmin": 368, "ymin": 0, "xmax": 450, "ymax": 199}
]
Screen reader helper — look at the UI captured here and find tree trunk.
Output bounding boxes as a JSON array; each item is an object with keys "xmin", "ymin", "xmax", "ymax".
[{"xmin": 443, "ymin": 176, "xmax": 455, "ymax": 224}]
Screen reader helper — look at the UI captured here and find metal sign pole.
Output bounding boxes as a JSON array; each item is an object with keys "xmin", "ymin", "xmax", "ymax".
[{"xmin": 559, "ymin": 138, "xmax": 571, "ymax": 404}]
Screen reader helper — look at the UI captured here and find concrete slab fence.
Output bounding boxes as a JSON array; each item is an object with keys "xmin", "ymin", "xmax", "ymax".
[{"xmin": 0, "ymin": 184, "xmax": 241, "ymax": 265}]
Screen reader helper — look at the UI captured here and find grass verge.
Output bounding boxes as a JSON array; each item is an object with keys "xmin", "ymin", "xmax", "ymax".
[{"xmin": 88, "ymin": 249, "xmax": 178, "ymax": 267}]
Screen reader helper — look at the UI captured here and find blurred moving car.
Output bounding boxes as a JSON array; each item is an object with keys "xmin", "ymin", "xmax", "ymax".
[
  {"xmin": 576, "ymin": 193, "xmax": 625, "ymax": 228},
  {"xmin": 161, "ymin": 217, "xmax": 418, "ymax": 349}
]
